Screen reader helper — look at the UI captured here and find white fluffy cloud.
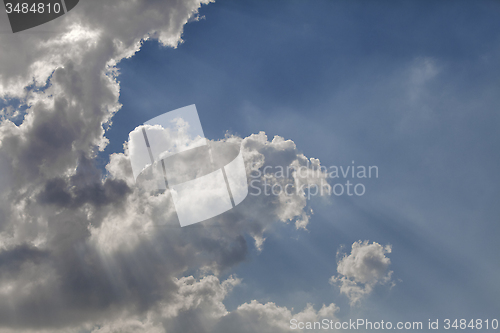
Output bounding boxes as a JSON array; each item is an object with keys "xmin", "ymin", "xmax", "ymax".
[
  {"xmin": 331, "ymin": 241, "xmax": 393, "ymax": 306},
  {"xmin": 0, "ymin": 0, "xmax": 213, "ymax": 96},
  {"xmin": 215, "ymin": 300, "xmax": 339, "ymax": 333}
]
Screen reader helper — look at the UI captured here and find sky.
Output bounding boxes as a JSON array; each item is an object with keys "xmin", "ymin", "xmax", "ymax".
[{"xmin": 0, "ymin": 0, "xmax": 499, "ymax": 332}]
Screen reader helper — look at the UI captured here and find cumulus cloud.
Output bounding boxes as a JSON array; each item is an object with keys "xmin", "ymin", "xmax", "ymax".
[
  {"xmin": 87, "ymin": 275, "xmax": 339, "ymax": 333},
  {"xmin": 87, "ymin": 275, "xmax": 239, "ymax": 333},
  {"xmin": 0, "ymin": 274, "xmax": 339, "ymax": 333},
  {"xmin": 331, "ymin": 241, "xmax": 393, "ymax": 306},
  {"xmin": 0, "ymin": 1, "xmax": 334, "ymax": 330},
  {"xmin": 0, "ymin": 128, "xmax": 327, "ymax": 330},
  {"xmin": 214, "ymin": 300, "xmax": 339, "ymax": 333}
]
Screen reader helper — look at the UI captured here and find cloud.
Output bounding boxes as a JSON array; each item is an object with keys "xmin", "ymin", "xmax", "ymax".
[
  {"xmin": 331, "ymin": 241, "xmax": 393, "ymax": 306},
  {"xmin": 89, "ymin": 275, "xmax": 239, "ymax": 333},
  {"xmin": 0, "ymin": 127, "xmax": 330, "ymax": 330},
  {"xmin": 0, "ymin": 0, "xmax": 213, "ymax": 97},
  {"xmin": 89, "ymin": 275, "xmax": 338, "ymax": 333},
  {"xmin": 214, "ymin": 300, "xmax": 339, "ymax": 333},
  {"xmin": 0, "ymin": 274, "xmax": 339, "ymax": 333},
  {"xmin": 0, "ymin": 0, "xmax": 336, "ymax": 330}
]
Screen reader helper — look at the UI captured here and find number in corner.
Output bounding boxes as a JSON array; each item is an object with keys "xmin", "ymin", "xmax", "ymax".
[{"xmin": 5, "ymin": 2, "xmax": 62, "ymax": 15}]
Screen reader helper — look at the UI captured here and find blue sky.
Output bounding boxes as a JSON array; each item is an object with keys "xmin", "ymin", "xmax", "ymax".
[
  {"xmin": 1, "ymin": 0, "xmax": 499, "ymax": 331},
  {"xmin": 99, "ymin": 0, "xmax": 500, "ymax": 323}
]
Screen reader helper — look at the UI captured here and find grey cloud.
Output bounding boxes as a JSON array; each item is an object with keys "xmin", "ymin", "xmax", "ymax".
[
  {"xmin": 0, "ymin": 0, "xmax": 214, "ymax": 329},
  {"xmin": 0, "ymin": 131, "xmax": 327, "ymax": 330},
  {"xmin": 0, "ymin": 0, "xmax": 333, "ymax": 330},
  {"xmin": 0, "ymin": 244, "xmax": 49, "ymax": 276},
  {"xmin": 37, "ymin": 157, "xmax": 131, "ymax": 210},
  {"xmin": 87, "ymin": 275, "xmax": 339, "ymax": 333}
]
